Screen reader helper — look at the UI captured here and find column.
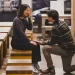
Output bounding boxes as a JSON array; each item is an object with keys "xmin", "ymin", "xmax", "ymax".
[{"xmin": 71, "ymin": 0, "xmax": 75, "ymax": 42}]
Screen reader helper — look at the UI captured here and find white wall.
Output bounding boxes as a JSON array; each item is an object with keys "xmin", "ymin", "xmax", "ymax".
[
  {"xmin": 50, "ymin": 0, "xmax": 65, "ymax": 16},
  {"xmin": 21, "ymin": 0, "xmax": 32, "ymax": 8}
]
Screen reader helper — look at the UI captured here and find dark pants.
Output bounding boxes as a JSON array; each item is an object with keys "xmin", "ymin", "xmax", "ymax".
[
  {"xmin": 11, "ymin": 39, "xmax": 41, "ymax": 63},
  {"xmin": 42, "ymin": 45, "xmax": 75, "ymax": 72}
]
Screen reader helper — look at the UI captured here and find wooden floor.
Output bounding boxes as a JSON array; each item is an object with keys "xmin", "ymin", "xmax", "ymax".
[{"xmin": 0, "ymin": 33, "xmax": 75, "ymax": 75}]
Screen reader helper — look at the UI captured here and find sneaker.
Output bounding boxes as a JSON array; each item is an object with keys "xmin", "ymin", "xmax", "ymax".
[
  {"xmin": 32, "ymin": 64, "xmax": 39, "ymax": 74},
  {"xmin": 32, "ymin": 63, "xmax": 42, "ymax": 73}
]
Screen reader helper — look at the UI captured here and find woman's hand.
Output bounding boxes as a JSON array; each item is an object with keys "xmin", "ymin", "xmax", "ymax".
[
  {"xmin": 28, "ymin": 8, "xmax": 32, "ymax": 17},
  {"xmin": 30, "ymin": 41, "xmax": 37, "ymax": 46},
  {"xmin": 36, "ymin": 41, "xmax": 43, "ymax": 45}
]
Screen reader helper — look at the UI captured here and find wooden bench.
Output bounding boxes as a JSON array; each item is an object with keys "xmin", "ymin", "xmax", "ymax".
[
  {"xmin": 0, "ymin": 41, "xmax": 3, "ymax": 68},
  {"xmin": 6, "ymin": 66, "xmax": 32, "ymax": 75},
  {"xmin": 10, "ymin": 49, "xmax": 32, "ymax": 59}
]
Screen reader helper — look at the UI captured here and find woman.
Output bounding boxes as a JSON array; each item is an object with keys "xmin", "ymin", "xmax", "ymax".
[{"xmin": 11, "ymin": 4, "xmax": 41, "ymax": 73}]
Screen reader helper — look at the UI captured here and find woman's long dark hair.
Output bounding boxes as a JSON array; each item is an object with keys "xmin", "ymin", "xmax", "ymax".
[
  {"xmin": 17, "ymin": 4, "xmax": 30, "ymax": 17},
  {"xmin": 47, "ymin": 10, "xmax": 59, "ymax": 24}
]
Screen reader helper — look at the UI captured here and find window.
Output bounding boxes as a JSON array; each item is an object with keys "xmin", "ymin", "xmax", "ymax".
[
  {"xmin": 0, "ymin": 0, "xmax": 21, "ymax": 22},
  {"xmin": 64, "ymin": 0, "xmax": 71, "ymax": 14}
]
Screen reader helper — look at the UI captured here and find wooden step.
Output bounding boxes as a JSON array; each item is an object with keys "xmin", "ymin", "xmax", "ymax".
[
  {"xmin": 6, "ymin": 66, "xmax": 32, "ymax": 75},
  {"xmin": 10, "ymin": 56, "xmax": 32, "ymax": 59},
  {"xmin": 7, "ymin": 59, "xmax": 32, "ymax": 66},
  {"xmin": 11, "ymin": 50, "xmax": 32, "ymax": 55},
  {"xmin": 10, "ymin": 50, "xmax": 32, "ymax": 59}
]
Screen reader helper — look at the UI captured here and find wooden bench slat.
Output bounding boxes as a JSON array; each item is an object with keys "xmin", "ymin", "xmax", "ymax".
[
  {"xmin": 0, "ymin": 27, "xmax": 11, "ymax": 33},
  {"xmin": 6, "ymin": 66, "xmax": 32, "ymax": 70},
  {"xmin": 11, "ymin": 50, "xmax": 32, "ymax": 54},
  {"xmin": 7, "ymin": 59, "xmax": 32, "ymax": 66},
  {"xmin": 6, "ymin": 66, "xmax": 32, "ymax": 74},
  {"xmin": 10, "ymin": 56, "xmax": 32, "ymax": 59},
  {"xmin": 10, "ymin": 49, "xmax": 32, "ymax": 59},
  {"xmin": 8, "ymin": 59, "xmax": 31, "ymax": 63},
  {"xmin": 6, "ymin": 74, "xmax": 32, "ymax": 75},
  {"xmin": 11, "ymin": 54, "xmax": 32, "ymax": 56},
  {"xmin": 7, "ymin": 63, "xmax": 32, "ymax": 66}
]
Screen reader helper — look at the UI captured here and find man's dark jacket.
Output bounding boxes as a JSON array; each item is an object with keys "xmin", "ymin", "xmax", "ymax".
[{"xmin": 46, "ymin": 20, "xmax": 75, "ymax": 52}]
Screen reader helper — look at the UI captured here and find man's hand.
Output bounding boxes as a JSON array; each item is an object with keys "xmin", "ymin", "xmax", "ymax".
[{"xmin": 35, "ymin": 41, "xmax": 47, "ymax": 45}]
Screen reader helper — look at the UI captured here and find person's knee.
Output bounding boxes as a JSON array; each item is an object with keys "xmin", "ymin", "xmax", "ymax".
[
  {"xmin": 63, "ymin": 69, "xmax": 69, "ymax": 73},
  {"xmin": 42, "ymin": 46, "xmax": 47, "ymax": 54},
  {"xmin": 42, "ymin": 45, "xmax": 51, "ymax": 55}
]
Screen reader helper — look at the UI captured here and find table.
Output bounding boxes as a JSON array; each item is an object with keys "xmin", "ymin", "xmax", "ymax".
[
  {"xmin": 0, "ymin": 27, "xmax": 11, "ymax": 48},
  {"xmin": 0, "ymin": 27, "xmax": 11, "ymax": 33},
  {"xmin": 0, "ymin": 22, "xmax": 13, "ymax": 27}
]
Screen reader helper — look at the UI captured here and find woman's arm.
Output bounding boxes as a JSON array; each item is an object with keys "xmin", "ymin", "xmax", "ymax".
[{"xmin": 26, "ymin": 17, "xmax": 32, "ymax": 30}]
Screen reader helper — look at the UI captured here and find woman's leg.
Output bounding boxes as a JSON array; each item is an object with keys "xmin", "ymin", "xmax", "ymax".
[
  {"xmin": 11, "ymin": 40, "xmax": 42, "ymax": 73},
  {"xmin": 31, "ymin": 43, "xmax": 41, "ymax": 63},
  {"xmin": 11, "ymin": 41, "xmax": 41, "ymax": 63}
]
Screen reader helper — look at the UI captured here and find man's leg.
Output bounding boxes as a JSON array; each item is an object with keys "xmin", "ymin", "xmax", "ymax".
[
  {"xmin": 42, "ymin": 45, "xmax": 74, "ymax": 73},
  {"xmin": 61, "ymin": 54, "xmax": 75, "ymax": 73},
  {"xmin": 42, "ymin": 45, "xmax": 69, "ymax": 67}
]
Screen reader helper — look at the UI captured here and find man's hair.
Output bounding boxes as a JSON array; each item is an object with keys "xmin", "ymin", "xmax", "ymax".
[
  {"xmin": 47, "ymin": 10, "xmax": 59, "ymax": 23},
  {"xmin": 17, "ymin": 4, "xmax": 30, "ymax": 17}
]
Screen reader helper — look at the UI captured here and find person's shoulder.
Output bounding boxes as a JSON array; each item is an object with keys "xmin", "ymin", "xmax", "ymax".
[
  {"xmin": 59, "ymin": 20, "xmax": 66, "ymax": 25},
  {"xmin": 13, "ymin": 17, "xmax": 21, "ymax": 22},
  {"xmin": 13, "ymin": 17, "xmax": 22, "ymax": 25},
  {"xmin": 59, "ymin": 20, "xmax": 68, "ymax": 28},
  {"xmin": 58, "ymin": 20, "xmax": 69, "ymax": 34},
  {"xmin": 55, "ymin": 20, "xmax": 66, "ymax": 29}
]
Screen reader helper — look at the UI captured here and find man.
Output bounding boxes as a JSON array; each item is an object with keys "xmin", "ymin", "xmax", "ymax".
[{"xmin": 41, "ymin": 10, "xmax": 75, "ymax": 75}]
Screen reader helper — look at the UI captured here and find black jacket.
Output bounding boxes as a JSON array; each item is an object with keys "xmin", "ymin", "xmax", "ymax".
[{"xmin": 46, "ymin": 20, "xmax": 75, "ymax": 52}]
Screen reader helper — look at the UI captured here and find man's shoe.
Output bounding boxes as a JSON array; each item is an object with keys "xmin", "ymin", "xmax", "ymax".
[
  {"xmin": 42, "ymin": 66, "xmax": 55, "ymax": 75},
  {"xmin": 63, "ymin": 72, "xmax": 74, "ymax": 75}
]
